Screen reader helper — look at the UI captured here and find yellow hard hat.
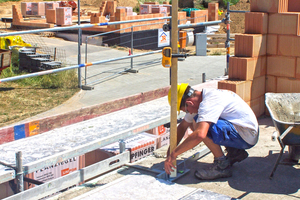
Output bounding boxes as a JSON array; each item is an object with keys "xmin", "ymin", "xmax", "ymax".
[{"xmin": 168, "ymin": 83, "xmax": 189, "ymax": 112}]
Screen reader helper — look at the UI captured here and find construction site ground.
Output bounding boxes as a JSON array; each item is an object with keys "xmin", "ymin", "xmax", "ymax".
[
  {"xmin": 2, "ymin": 1, "xmax": 299, "ymax": 199},
  {"xmin": 0, "ymin": 36, "xmax": 297, "ymax": 200},
  {"xmin": 48, "ymin": 115, "xmax": 300, "ymax": 200}
]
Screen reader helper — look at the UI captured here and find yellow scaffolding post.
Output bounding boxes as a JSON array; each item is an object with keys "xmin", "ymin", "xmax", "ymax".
[{"xmin": 170, "ymin": 0, "xmax": 178, "ymax": 178}]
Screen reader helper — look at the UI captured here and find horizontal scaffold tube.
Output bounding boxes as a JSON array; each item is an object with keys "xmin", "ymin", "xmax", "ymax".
[
  {"xmin": 0, "ymin": 17, "xmax": 171, "ymax": 37},
  {"xmin": 0, "ymin": 50, "xmax": 162, "ymax": 83},
  {"xmin": 178, "ymin": 20, "xmax": 223, "ymax": 29}
]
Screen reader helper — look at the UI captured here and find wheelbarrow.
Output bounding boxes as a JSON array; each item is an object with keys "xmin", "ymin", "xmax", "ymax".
[{"xmin": 265, "ymin": 93, "xmax": 300, "ymax": 179}]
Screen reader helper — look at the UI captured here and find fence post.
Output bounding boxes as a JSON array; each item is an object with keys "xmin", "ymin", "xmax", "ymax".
[
  {"xmin": 77, "ymin": 0, "xmax": 82, "ymax": 88},
  {"xmin": 225, "ymin": 1, "xmax": 230, "ymax": 75},
  {"xmin": 131, "ymin": 26, "xmax": 133, "ymax": 69},
  {"xmin": 16, "ymin": 151, "xmax": 24, "ymax": 193}
]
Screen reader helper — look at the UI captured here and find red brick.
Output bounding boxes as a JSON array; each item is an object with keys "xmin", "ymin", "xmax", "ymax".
[
  {"xmin": 245, "ymin": 12, "xmax": 268, "ymax": 34},
  {"xmin": 252, "ymin": 76, "xmax": 266, "ymax": 100},
  {"xmin": 12, "ymin": 5, "xmax": 24, "ymax": 23},
  {"xmin": 266, "ymin": 75, "xmax": 277, "ymax": 92},
  {"xmin": 46, "ymin": 9, "xmax": 56, "ymax": 23},
  {"xmin": 191, "ymin": 10, "xmax": 208, "ymax": 23},
  {"xmin": 179, "ymin": 31, "xmax": 187, "ymax": 49},
  {"xmin": 31, "ymin": 2, "xmax": 45, "ymax": 16},
  {"xmin": 235, "ymin": 34, "xmax": 267, "ymax": 57},
  {"xmin": 208, "ymin": 3, "xmax": 218, "ymax": 21},
  {"xmin": 277, "ymin": 77, "xmax": 300, "ymax": 92},
  {"xmin": 268, "ymin": 13, "xmax": 300, "ymax": 36},
  {"xmin": 247, "ymin": 95, "xmax": 265, "ymax": 118},
  {"xmin": 267, "ymin": 56, "xmax": 296, "ymax": 77},
  {"xmin": 267, "ymin": 34, "xmax": 278, "ymax": 55},
  {"xmin": 0, "ymin": 127, "xmax": 14, "ymax": 145},
  {"xmin": 288, "ymin": 0, "xmax": 300, "ymax": 12},
  {"xmin": 21, "ymin": 2, "xmax": 32, "ymax": 16},
  {"xmin": 229, "ymin": 56, "xmax": 266, "ymax": 80},
  {"xmin": 278, "ymin": 35, "xmax": 300, "ymax": 57},
  {"xmin": 218, "ymin": 79, "xmax": 252, "ymax": 102},
  {"xmin": 250, "ymin": 0, "xmax": 288, "ymax": 13}
]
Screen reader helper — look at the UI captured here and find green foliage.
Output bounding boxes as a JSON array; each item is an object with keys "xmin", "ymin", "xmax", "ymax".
[
  {"xmin": 0, "ymin": 0, "xmax": 20, "ymax": 2},
  {"xmin": 194, "ymin": 4, "xmax": 205, "ymax": 10},
  {"xmin": 212, "ymin": 50, "xmax": 222, "ymax": 55},
  {"xmin": 133, "ymin": 4, "xmax": 140, "ymax": 13},
  {"xmin": 202, "ymin": 0, "xmax": 212, "ymax": 8},
  {"xmin": 11, "ymin": 48, "xmax": 19, "ymax": 67},
  {"xmin": 220, "ymin": 0, "xmax": 240, "ymax": 8}
]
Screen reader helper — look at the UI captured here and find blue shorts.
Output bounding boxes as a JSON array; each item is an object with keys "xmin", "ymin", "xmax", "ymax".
[{"xmin": 194, "ymin": 116, "xmax": 254, "ymax": 149}]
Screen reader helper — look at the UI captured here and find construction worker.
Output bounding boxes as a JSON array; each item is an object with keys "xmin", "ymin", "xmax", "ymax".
[{"xmin": 164, "ymin": 83, "xmax": 259, "ymax": 180}]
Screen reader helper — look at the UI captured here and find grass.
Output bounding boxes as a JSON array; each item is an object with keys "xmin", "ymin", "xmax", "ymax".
[
  {"xmin": 0, "ymin": 0, "xmax": 20, "ymax": 2},
  {"xmin": 0, "ymin": 63, "xmax": 80, "ymax": 128}
]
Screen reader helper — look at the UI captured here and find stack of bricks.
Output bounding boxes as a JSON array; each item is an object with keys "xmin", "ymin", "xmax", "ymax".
[
  {"xmin": 190, "ymin": 9, "xmax": 208, "ymax": 23},
  {"xmin": 140, "ymin": 4, "xmax": 152, "ymax": 14},
  {"xmin": 151, "ymin": 5, "xmax": 167, "ymax": 15},
  {"xmin": 105, "ymin": 1, "xmax": 117, "ymax": 17},
  {"xmin": 90, "ymin": 13, "xmax": 106, "ymax": 23},
  {"xmin": 21, "ymin": 2, "xmax": 32, "ymax": 17},
  {"xmin": 178, "ymin": 11, "xmax": 187, "ymax": 25},
  {"xmin": 218, "ymin": 0, "xmax": 300, "ymax": 117},
  {"xmin": 208, "ymin": 2, "xmax": 218, "ymax": 21},
  {"xmin": 179, "ymin": 31, "xmax": 187, "ymax": 49},
  {"xmin": 56, "ymin": 7, "xmax": 72, "ymax": 26},
  {"xmin": 162, "ymin": 2, "xmax": 171, "ymax": 14},
  {"xmin": 31, "ymin": 2, "xmax": 45, "ymax": 16},
  {"xmin": 45, "ymin": 2, "xmax": 59, "ymax": 14},
  {"xmin": 99, "ymin": 1, "xmax": 107, "ymax": 16},
  {"xmin": 46, "ymin": 9, "xmax": 56, "ymax": 23},
  {"xmin": 116, "ymin": 6, "xmax": 133, "ymax": 16},
  {"xmin": 114, "ymin": 8, "xmax": 126, "ymax": 29},
  {"xmin": 12, "ymin": 5, "xmax": 24, "ymax": 23}
]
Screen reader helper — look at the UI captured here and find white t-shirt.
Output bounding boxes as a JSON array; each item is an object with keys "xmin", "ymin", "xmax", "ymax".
[{"xmin": 184, "ymin": 88, "xmax": 258, "ymax": 145}]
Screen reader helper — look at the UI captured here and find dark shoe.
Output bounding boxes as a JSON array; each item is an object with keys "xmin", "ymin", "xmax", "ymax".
[
  {"xmin": 194, "ymin": 158, "xmax": 232, "ymax": 180},
  {"xmin": 226, "ymin": 147, "xmax": 248, "ymax": 166}
]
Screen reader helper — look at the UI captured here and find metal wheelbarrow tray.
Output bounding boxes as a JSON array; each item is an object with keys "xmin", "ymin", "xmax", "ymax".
[{"xmin": 265, "ymin": 93, "xmax": 300, "ymax": 179}]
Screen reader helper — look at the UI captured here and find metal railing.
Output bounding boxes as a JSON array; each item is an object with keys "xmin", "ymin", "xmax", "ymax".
[{"xmin": 83, "ymin": 22, "xmax": 166, "ymax": 86}]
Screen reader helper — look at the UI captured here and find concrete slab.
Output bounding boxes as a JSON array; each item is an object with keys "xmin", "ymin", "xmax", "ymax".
[{"xmin": 71, "ymin": 173, "xmax": 233, "ymax": 200}]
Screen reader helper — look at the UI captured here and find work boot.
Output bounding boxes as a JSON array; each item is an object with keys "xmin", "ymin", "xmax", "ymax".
[
  {"xmin": 194, "ymin": 158, "xmax": 232, "ymax": 180},
  {"xmin": 225, "ymin": 147, "xmax": 248, "ymax": 166}
]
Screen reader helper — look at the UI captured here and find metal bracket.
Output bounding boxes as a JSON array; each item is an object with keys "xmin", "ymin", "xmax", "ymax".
[
  {"xmin": 81, "ymin": 85, "xmax": 94, "ymax": 90},
  {"xmin": 125, "ymin": 68, "xmax": 139, "ymax": 73},
  {"xmin": 157, "ymin": 147, "xmax": 211, "ymax": 182}
]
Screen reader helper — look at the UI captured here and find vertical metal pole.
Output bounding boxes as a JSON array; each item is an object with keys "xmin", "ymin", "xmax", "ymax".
[
  {"xmin": 16, "ymin": 151, "xmax": 24, "ymax": 193},
  {"xmin": 202, "ymin": 73, "xmax": 206, "ymax": 83},
  {"xmin": 54, "ymin": 47, "xmax": 56, "ymax": 61},
  {"xmin": 85, "ymin": 37, "xmax": 88, "ymax": 85},
  {"xmin": 170, "ymin": 0, "xmax": 178, "ymax": 178},
  {"xmin": 119, "ymin": 139, "xmax": 126, "ymax": 153},
  {"xmin": 225, "ymin": 2, "xmax": 230, "ymax": 75},
  {"xmin": 131, "ymin": 26, "xmax": 133, "ymax": 69},
  {"xmin": 78, "ymin": 0, "xmax": 82, "ymax": 88}
]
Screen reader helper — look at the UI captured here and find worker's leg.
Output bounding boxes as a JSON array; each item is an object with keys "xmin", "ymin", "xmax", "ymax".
[
  {"xmin": 206, "ymin": 118, "xmax": 254, "ymax": 149},
  {"xmin": 205, "ymin": 118, "xmax": 255, "ymax": 166},
  {"xmin": 190, "ymin": 120, "xmax": 224, "ymax": 158},
  {"xmin": 194, "ymin": 120, "xmax": 232, "ymax": 180},
  {"xmin": 202, "ymin": 137, "xmax": 223, "ymax": 158}
]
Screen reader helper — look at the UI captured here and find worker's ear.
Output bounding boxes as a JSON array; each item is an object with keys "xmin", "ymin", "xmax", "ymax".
[{"xmin": 185, "ymin": 99, "xmax": 194, "ymax": 107}]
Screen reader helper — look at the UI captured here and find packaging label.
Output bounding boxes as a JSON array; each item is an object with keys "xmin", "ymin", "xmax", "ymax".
[{"xmin": 33, "ymin": 157, "xmax": 79, "ymax": 183}]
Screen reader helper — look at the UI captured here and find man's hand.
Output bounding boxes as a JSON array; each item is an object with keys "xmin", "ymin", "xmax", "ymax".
[{"xmin": 164, "ymin": 153, "xmax": 176, "ymax": 174}]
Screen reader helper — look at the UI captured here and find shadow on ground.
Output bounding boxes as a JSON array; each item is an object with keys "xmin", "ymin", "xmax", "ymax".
[{"xmin": 175, "ymin": 152, "xmax": 300, "ymax": 196}]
